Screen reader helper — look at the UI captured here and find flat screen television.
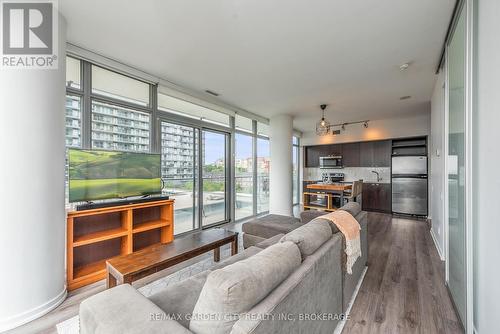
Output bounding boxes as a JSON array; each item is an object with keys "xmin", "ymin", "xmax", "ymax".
[{"xmin": 68, "ymin": 149, "xmax": 162, "ymax": 203}]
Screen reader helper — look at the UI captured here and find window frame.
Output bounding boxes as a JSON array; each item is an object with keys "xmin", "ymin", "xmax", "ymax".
[
  {"xmin": 256, "ymin": 135, "xmax": 270, "ymax": 215},
  {"xmin": 293, "ymin": 136, "xmax": 301, "ymax": 206}
]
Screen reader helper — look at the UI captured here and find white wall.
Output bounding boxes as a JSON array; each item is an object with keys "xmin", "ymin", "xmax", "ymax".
[
  {"xmin": 0, "ymin": 18, "xmax": 67, "ymax": 332},
  {"xmin": 473, "ymin": 0, "xmax": 500, "ymax": 332},
  {"xmin": 430, "ymin": 71, "xmax": 446, "ymax": 260},
  {"xmin": 270, "ymin": 115, "xmax": 293, "ymax": 215},
  {"xmin": 300, "ymin": 112, "xmax": 431, "ymax": 146}
]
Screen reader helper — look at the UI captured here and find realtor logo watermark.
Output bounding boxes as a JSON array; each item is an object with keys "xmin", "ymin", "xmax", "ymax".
[{"xmin": 1, "ymin": 0, "xmax": 58, "ymax": 69}]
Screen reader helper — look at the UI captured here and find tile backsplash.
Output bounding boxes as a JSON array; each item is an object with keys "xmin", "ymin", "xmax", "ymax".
[{"xmin": 304, "ymin": 167, "xmax": 391, "ymax": 184}]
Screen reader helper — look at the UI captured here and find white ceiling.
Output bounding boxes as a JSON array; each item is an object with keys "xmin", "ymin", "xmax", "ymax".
[{"xmin": 60, "ymin": 0, "xmax": 455, "ymax": 132}]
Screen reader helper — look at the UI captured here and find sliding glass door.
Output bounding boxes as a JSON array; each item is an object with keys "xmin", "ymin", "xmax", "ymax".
[
  {"xmin": 235, "ymin": 133, "xmax": 254, "ymax": 220},
  {"xmin": 160, "ymin": 121, "xmax": 199, "ymax": 235},
  {"xmin": 447, "ymin": 3, "xmax": 468, "ymax": 328},
  {"xmin": 161, "ymin": 122, "xmax": 230, "ymax": 231},
  {"xmin": 257, "ymin": 138, "xmax": 270, "ymax": 213},
  {"xmin": 201, "ymin": 129, "xmax": 230, "ymax": 226}
]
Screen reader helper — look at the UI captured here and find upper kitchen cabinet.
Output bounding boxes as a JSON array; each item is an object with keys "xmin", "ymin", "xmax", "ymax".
[
  {"xmin": 360, "ymin": 140, "xmax": 391, "ymax": 167},
  {"xmin": 305, "ymin": 145, "xmax": 326, "ymax": 167},
  {"xmin": 304, "ymin": 144, "xmax": 342, "ymax": 167},
  {"xmin": 304, "ymin": 139, "xmax": 392, "ymax": 167},
  {"xmin": 391, "ymin": 137, "xmax": 427, "ymax": 156},
  {"xmin": 342, "ymin": 142, "xmax": 360, "ymax": 167}
]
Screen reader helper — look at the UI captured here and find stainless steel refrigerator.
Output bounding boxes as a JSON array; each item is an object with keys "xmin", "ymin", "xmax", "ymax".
[{"xmin": 391, "ymin": 156, "xmax": 428, "ymax": 216}]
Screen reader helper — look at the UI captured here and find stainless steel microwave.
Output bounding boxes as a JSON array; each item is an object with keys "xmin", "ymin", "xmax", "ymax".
[{"xmin": 319, "ymin": 156, "xmax": 343, "ymax": 169}]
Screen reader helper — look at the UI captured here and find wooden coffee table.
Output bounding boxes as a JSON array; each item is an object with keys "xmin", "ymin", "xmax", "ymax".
[{"xmin": 105, "ymin": 229, "xmax": 238, "ymax": 288}]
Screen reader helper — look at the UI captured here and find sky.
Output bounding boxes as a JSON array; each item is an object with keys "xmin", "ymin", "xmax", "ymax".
[{"xmin": 203, "ymin": 132, "xmax": 269, "ymax": 164}]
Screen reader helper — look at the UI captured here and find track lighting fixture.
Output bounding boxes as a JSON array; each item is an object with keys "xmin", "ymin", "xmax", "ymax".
[{"xmin": 313, "ymin": 104, "xmax": 370, "ymax": 136}]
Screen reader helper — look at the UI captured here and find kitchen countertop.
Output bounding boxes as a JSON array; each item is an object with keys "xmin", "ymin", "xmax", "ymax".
[
  {"xmin": 306, "ymin": 183, "xmax": 352, "ymax": 191},
  {"xmin": 304, "ymin": 179, "xmax": 391, "ymax": 184}
]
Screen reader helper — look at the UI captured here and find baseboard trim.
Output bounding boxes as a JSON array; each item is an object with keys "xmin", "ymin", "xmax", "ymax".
[
  {"xmin": 430, "ymin": 228, "xmax": 445, "ymax": 261},
  {"xmin": 0, "ymin": 286, "xmax": 67, "ymax": 333},
  {"xmin": 333, "ymin": 266, "xmax": 368, "ymax": 334}
]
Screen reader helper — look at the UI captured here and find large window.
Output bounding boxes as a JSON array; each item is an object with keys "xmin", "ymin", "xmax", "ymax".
[
  {"xmin": 235, "ymin": 133, "xmax": 254, "ymax": 220},
  {"xmin": 91, "ymin": 101, "xmax": 150, "ymax": 152},
  {"xmin": 257, "ymin": 138, "xmax": 270, "ymax": 213},
  {"xmin": 65, "ymin": 56, "xmax": 281, "ymax": 227},
  {"xmin": 235, "ymin": 115, "xmax": 253, "ymax": 133},
  {"xmin": 66, "ymin": 56, "xmax": 81, "ymax": 90},
  {"xmin": 92, "ymin": 65, "xmax": 150, "ymax": 107},
  {"xmin": 65, "ymin": 57, "xmax": 83, "ymax": 148},
  {"xmin": 257, "ymin": 122, "xmax": 269, "ymax": 137},
  {"xmin": 158, "ymin": 93, "xmax": 230, "ymax": 127},
  {"xmin": 293, "ymin": 136, "xmax": 300, "ymax": 205}
]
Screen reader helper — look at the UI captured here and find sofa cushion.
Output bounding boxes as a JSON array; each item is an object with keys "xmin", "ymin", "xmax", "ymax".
[
  {"xmin": 211, "ymin": 246, "xmax": 262, "ymax": 270},
  {"xmin": 311, "ymin": 217, "xmax": 340, "ymax": 234},
  {"xmin": 340, "ymin": 202, "xmax": 361, "ymax": 217},
  {"xmin": 255, "ymin": 233, "xmax": 285, "ymax": 249},
  {"xmin": 242, "ymin": 214, "xmax": 302, "ymax": 239},
  {"xmin": 189, "ymin": 241, "xmax": 301, "ymax": 334},
  {"xmin": 280, "ymin": 219, "xmax": 332, "ymax": 258},
  {"xmin": 300, "ymin": 210, "xmax": 326, "ymax": 224},
  {"xmin": 80, "ymin": 284, "xmax": 191, "ymax": 334},
  {"xmin": 148, "ymin": 270, "xmax": 210, "ymax": 328}
]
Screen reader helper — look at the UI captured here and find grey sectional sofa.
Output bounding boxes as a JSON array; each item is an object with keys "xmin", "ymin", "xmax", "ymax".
[
  {"xmin": 79, "ymin": 203, "xmax": 368, "ymax": 334},
  {"xmin": 243, "ymin": 203, "xmax": 368, "ymax": 311}
]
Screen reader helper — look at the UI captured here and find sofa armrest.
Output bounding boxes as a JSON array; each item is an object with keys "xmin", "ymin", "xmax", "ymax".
[{"xmin": 80, "ymin": 284, "xmax": 193, "ymax": 334}]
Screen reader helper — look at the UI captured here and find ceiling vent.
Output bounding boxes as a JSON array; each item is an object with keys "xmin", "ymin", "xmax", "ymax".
[{"xmin": 205, "ymin": 90, "xmax": 220, "ymax": 96}]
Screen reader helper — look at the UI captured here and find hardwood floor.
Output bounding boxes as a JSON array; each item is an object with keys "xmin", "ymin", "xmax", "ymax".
[{"xmin": 342, "ymin": 213, "xmax": 463, "ymax": 334}]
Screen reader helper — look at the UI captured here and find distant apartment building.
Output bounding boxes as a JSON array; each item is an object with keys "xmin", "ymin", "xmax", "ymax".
[
  {"xmin": 160, "ymin": 123, "xmax": 197, "ymax": 180},
  {"xmin": 65, "ymin": 95, "xmax": 82, "ymax": 147},
  {"xmin": 91, "ymin": 101, "xmax": 150, "ymax": 152}
]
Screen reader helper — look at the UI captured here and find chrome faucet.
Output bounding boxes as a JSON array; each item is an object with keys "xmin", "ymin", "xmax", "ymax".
[{"xmin": 371, "ymin": 170, "xmax": 381, "ymax": 182}]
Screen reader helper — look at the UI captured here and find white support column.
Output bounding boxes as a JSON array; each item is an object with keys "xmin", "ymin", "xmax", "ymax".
[
  {"xmin": 269, "ymin": 115, "xmax": 293, "ymax": 216},
  {"xmin": 0, "ymin": 16, "xmax": 67, "ymax": 332}
]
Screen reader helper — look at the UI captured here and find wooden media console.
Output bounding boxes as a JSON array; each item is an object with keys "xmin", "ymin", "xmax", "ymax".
[{"xmin": 66, "ymin": 199, "xmax": 174, "ymax": 291}]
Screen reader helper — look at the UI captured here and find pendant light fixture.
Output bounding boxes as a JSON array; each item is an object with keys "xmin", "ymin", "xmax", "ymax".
[{"xmin": 315, "ymin": 104, "xmax": 330, "ymax": 136}]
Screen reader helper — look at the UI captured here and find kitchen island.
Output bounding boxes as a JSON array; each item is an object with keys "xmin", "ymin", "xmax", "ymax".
[{"xmin": 303, "ymin": 182, "xmax": 352, "ymax": 211}]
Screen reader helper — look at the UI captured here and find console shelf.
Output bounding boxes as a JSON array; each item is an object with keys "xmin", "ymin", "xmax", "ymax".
[
  {"xmin": 67, "ymin": 199, "xmax": 174, "ymax": 291},
  {"xmin": 133, "ymin": 219, "xmax": 170, "ymax": 234},
  {"xmin": 73, "ymin": 227, "xmax": 128, "ymax": 247}
]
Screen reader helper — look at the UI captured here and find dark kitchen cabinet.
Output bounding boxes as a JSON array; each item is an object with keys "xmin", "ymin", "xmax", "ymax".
[
  {"xmin": 305, "ymin": 145, "xmax": 326, "ymax": 167},
  {"xmin": 362, "ymin": 183, "xmax": 391, "ymax": 213},
  {"xmin": 304, "ymin": 144, "xmax": 343, "ymax": 167},
  {"xmin": 330, "ymin": 144, "xmax": 343, "ymax": 156},
  {"xmin": 373, "ymin": 140, "xmax": 392, "ymax": 166},
  {"xmin": 359, "ymin": 140, "xmax": 391, "ymax": 167},
  {"xmin": 304, "ymin": 139, "xmax": 392, "ymax": 167},
  {"xmin": 342, "ymin": 142, "xmax": 360, "ymax": 167}
]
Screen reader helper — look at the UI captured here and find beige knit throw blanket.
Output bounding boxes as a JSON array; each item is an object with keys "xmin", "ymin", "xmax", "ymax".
[{"xmin": 319, "ymin": 210, "xmax": 361, "ymax": 274}]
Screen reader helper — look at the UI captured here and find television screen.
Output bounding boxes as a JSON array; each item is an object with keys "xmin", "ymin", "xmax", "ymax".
[{"xmin": 68, "ymin": 149, "xmax": 162, "ymax": 203}]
